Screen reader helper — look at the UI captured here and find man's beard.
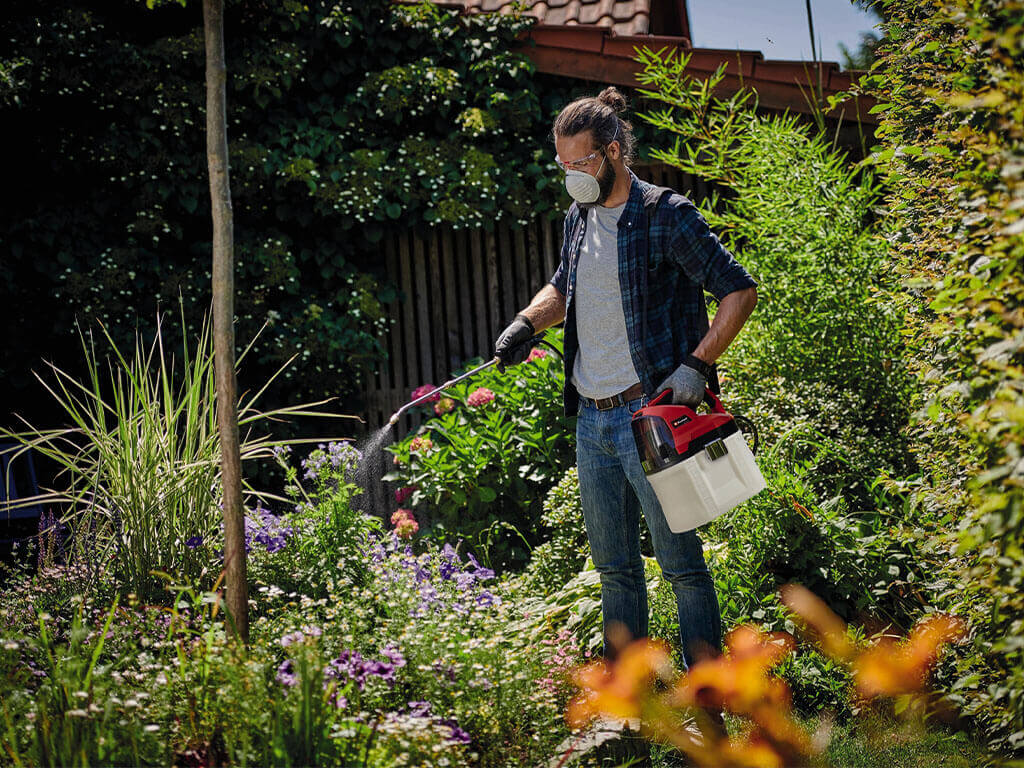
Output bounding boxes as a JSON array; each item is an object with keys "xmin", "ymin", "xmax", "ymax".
[{"xmin": 595, "ymin": 157, "xmax": 617, "ymax": 205}]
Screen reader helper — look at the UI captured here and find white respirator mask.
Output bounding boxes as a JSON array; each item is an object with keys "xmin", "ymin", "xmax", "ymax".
[
  {"xmin": 560, "ymin": 122, "xmax": 619, "ymax": 205},
  {"xmin": 563, "ymin": 154, "xmax": 607, "ymax": 205}
]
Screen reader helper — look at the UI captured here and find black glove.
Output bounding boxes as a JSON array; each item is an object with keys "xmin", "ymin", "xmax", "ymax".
[{"xmin": 494, "ymin": 314, "xmax": 535, "ymax": 371}]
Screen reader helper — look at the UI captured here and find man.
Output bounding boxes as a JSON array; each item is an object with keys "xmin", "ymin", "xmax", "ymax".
[{"xmin": 495, "ymin": 87, "xmax": 758, "ymax": 672}]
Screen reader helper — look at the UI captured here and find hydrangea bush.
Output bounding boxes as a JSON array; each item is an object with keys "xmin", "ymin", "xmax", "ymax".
[{"xmin": 384, "ymin": 330, "xmax": 574, "ymax": 571}]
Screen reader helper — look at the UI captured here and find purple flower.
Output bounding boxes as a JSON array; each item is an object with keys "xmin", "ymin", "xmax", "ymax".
[
  {"xmin": 302, "ymin": 441, "xmax": 362, "ymax": 480},
  {"xmin": 475, "ymin": 590, "xmax": 499, "ymax": 608},
  {"xmin": 280, "ymin": 631, "xmax": 305, "ymax": 648},
  {"xmin": 441, "ymin": 718, "xmax": 472, "ymax": 745},
  {"xmin": 185, "ymin": 535, "xmax": 204, "ymax": 550},
  {"xmin": 271, "ymin": 445, "xmax": 292, "ymax": 460},
  {"xmin": 406, "ymin": 700, "xmax": 432, "ymax": 717},
  {"xmin": 327, "ymin": 649, "xmax": 400, "ymax": 691},
  {"xmin": 276, "ymin": 659, "xmax": 297, "ymax": 687},
  {"xmin": 466, "ymin": 553, "xmax": 495, "ymax": 581},
  {"xmin": 241, "ymin": 507, "xmax": 293, "ymax": 554}
]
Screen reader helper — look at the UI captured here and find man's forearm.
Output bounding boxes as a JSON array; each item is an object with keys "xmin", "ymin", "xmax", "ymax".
[
  {"xmin": 691, "ymin": 287, "xmax": 757, "ymax": 365},
  {"xmin": 519, "ymin": 284, "xmax": 566, "ymax": 333}
]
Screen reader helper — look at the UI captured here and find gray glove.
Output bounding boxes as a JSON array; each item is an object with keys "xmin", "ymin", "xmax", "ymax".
[
  {"xmin": 656, "ymin": 355, "xmax": 711, "ymax": 408},
  {"xmin": 494, "ymin": 314, "xmax": 535, "ymax": 371}
]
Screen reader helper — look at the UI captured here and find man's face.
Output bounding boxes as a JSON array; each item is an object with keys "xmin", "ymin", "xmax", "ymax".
[{"xmin": 555, "ymin": 131, "xmax": 619, "ymax": 206}]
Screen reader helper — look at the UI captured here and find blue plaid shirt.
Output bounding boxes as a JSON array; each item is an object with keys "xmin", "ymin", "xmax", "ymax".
[{"xmin": 550, "ymin": 171, "xmax": 757, "ymax": 416}]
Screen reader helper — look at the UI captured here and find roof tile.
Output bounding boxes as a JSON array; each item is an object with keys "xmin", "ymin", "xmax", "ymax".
[{"xmin": 435, "ymin": 0, "xmax": 651, "ymax": 36}]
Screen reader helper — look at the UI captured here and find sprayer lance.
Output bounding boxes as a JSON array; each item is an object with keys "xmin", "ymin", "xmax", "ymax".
[
  {"xmin": 387, "ymin": 356, "xmax": 500, "ymax": 427},
  {"xmin": 386, "ymin": 332, "xmax": 545, "ymax": 428}
]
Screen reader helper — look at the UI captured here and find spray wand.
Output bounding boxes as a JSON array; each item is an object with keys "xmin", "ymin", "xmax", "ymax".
[{"xmin": 387, "ymin": 333, "xmax": 545, "ymax": 428}]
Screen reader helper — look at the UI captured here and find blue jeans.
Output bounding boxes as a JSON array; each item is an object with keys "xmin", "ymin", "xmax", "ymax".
[{"xmin": 576, "ymin": 394, "xmax": 722, "ymax": 669}]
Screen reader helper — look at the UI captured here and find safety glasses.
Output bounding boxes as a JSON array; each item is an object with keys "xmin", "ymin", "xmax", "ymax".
[{"xmin": 554, "ymin": 148, "xmax": 603, "ymax": 172}]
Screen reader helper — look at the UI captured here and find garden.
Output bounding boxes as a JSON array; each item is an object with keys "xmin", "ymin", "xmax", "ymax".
[{"xmin": 2, "ymin": 0, "xmax": 1023, "ymax": 766}]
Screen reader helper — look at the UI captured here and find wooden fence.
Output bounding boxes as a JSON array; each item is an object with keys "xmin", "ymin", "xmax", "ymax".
[{"xmin": 356, "ymin": 164, "xmax": 707, "ymax": 513}]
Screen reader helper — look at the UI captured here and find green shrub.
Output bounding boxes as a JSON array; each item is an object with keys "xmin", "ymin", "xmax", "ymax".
[
  {"xmin": 707, "ymin": 426, "xmax": 927, "ymax": 631},
  {"xmin": 519, "ymin": 467, "xmax": 588, "ymax": 595},
  {"xmin": 384, "ymin": 331, "xmax": 574, "ymax": 571},
  {"xmin": 246, "ymin": 441, "xmax": 384, "ymax": 602},
  {"xmin": 0, "ymin": 599, "xmax": 169, "ymax": 767},
  {"xmin": 845, "ymin": 0, "xmax": 1024, "ymax": 751},
  {"xmin": 635, "ymin": 47, "xmax": 916, "ymax": 488}
]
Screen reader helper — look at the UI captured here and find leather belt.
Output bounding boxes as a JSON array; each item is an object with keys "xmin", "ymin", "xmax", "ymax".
[{"xmin": 583, "ymin": 382, "xmax": 645, "ymax": 411}]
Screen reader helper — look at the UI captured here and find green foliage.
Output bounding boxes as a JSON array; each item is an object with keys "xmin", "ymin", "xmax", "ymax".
[
  {"xmin": 840, "ymin": 0, "xmax": 1024, "ymax": 751},
  {"xmin": 0, "ymin": 309, "xmax": 342, "ymax": 601},
  {"xmin": 698, "ymin": 426, "xmax": 936, "ymax": 718},
  {"xmin": 0, "ymin": 0, "xmax": 570, "ymax": 436},
  {"xmin": 708, "ymin": 426, "xmax": 927, "ymax": 628},
  {"xmin": 635, "ymin": 47, "xmax": 916, "ymax": 482},
  {"xmin": 518, "ymin": 467, "xmax": 588, "ymax": 595},
  {"xmin": 384, "ymin": 333, "xmax": 574, "ymax": 571},
  {"xmin": 1, "ymin": 599, "xmax": 169, "ymax": 767},
  {"xmin": 248, "ymin": 442, "xmax": 384, "ymax": 600}
]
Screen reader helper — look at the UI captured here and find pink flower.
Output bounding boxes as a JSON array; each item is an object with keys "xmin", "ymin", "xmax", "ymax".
[
  {"xmin": 391, "ymin": 509, "xmax": 419, "ymax": 539},
  {"xmin": 410, "ymin": 384, "xmax": 441, "ymax": 403},
  {"xmin": 466, "ymin": 387, "xmax": 495, "ymax": 407},
  {"xmin": 409, "ymin": 436, "xmax": 434, "ymax": 453},
  {"xmin": 527, "ymin": 347, "xmax": 548, "ymax": 362},
  {"xmin": 434, "ymin": 397, "xmax": 455, "ymax": 416},
  {"xmin": 394, "ymin": 485, "xmax": 416, "ymax": 504}
]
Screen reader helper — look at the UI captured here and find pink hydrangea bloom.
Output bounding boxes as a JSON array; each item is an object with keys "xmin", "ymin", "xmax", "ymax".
[
  {"xmin": 410, "ymin": 384, "xmax": 441, "ymax": 403},
  {"xmin": 527, "ymin": 347, "xmax": 548, "ymax": 362},
  {"xmin": 391, "ymin": 509, "xmax": 419, "ymax": 539},
  {"xmin": 466, "ymin": 387, "xmax": 496, "ymax": 407},
  {"xmin": 434, "ymin": 397, "xmax": 455, "ymax": 416},
  {"xmin": 409, "ymin": 436, "xmax": 434, "ymax": 453},
  {"xmin": 394, "ymin": 485, "xmax": 416, "ymax": 504}
]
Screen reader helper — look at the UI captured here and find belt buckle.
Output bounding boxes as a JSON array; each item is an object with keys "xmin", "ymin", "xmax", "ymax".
[{"xmin": 595, "ymin": 396, "xmax": 616, "ymax": 411}]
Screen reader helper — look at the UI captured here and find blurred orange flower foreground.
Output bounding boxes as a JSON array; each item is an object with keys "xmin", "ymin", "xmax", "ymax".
[{"xmin": 564, "ymin": 584, "xmax": 966, "ymax": 768}]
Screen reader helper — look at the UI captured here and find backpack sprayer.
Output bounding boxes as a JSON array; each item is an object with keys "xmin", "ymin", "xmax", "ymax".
[
  {"xmin": 386, "ymin": 333, "xmax": 547, "ymax": 428},
  {"xmin": 631, "ymin": 387, "xmax": 765, "ymax": 532}
]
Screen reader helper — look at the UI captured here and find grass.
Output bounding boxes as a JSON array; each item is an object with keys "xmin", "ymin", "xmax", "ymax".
[
  {"xmin": 822, "ymin": 711, "xmax": 990, "ymax": 768},
  {"xmin": 646, "ymin": 710, "xmax": 992, "ymax": 767}
]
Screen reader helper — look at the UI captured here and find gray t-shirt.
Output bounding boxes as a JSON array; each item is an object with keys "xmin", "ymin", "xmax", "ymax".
[{"xmin": 571, "ymin": 202, "xmax": 641, "ymax": 399}]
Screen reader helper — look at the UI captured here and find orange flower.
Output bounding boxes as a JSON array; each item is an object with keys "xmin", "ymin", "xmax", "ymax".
[
  {"xmin": 779, "ymin": 583, "xmax": 855, "ymax": 661},
  {"xmin": 855, "ymin": 614, "xmax": 966, "ymax": 699},
  {"xmin": 565, "ymin": 638, "xmax": 673, "ymax": 729},
  {"xmin": 671, "ymin": 626, "xmax": 794, "ymax": 715}
]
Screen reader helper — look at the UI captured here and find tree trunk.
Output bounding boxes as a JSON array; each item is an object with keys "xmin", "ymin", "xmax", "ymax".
[{"xmin": 203, "ymin": 0, "xmax": 248, "ymax": 643}]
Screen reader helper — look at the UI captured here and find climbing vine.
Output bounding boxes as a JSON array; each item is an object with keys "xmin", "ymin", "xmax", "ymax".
[{"xmin": 0, "ymin": 0, "xmax": 567, "ymax": 428}]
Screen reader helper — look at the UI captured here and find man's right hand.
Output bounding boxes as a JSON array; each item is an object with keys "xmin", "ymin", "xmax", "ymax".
[{"xmin": 494, "ymin": 314, "xmax": 535, "ymax": 371}]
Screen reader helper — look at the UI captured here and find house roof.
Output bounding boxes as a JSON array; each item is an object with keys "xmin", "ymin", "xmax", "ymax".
[
  {"xmin": 456, "ymin": 0, "xmax": 655, "ymax": 37},
  {"xmin": 418, "ymin": 0, "xmax": 875, "ymax": 124}
]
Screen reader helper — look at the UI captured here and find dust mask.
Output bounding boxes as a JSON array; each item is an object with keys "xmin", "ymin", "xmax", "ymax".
[{"xmin": 564, "ymin": 154, "xmax": 606, "ymax": 205}]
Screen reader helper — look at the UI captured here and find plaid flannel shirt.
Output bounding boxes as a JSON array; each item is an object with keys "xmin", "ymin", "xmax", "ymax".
[{"xmin": 550, "ymin": 171, "xmax": 757, "ymax": 416}]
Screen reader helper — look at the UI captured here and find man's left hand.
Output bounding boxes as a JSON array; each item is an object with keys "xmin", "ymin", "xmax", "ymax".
[{"xmin": 656, "ymin": 358, "xmax": 708, "ymax": 408}]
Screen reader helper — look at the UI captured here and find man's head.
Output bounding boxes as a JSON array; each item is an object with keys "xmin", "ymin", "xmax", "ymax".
[{"xmin": 552, "ymin": 86, "xmax": 636, "ymax": 206}]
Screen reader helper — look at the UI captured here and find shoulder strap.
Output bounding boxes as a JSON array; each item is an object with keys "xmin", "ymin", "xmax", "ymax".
[{"xmin": 642, "ymin": 185, "xmax": 674, "ymax": 212}]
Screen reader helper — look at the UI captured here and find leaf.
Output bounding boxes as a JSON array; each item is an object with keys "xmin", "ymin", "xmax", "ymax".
[{"xmin": 478, "ymin": 486, "xmax": 497, "ymax": 502}]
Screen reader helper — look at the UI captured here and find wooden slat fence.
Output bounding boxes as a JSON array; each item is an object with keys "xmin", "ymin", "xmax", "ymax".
[{"xmin": 357, "ymin": 164, "xmax": 706, "ymax": 514}]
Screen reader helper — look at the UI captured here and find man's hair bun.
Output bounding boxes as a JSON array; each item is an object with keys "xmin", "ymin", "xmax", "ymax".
[{"xmin": 597, "ymin": 86, "xmax": 627, "ymax": 113}]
